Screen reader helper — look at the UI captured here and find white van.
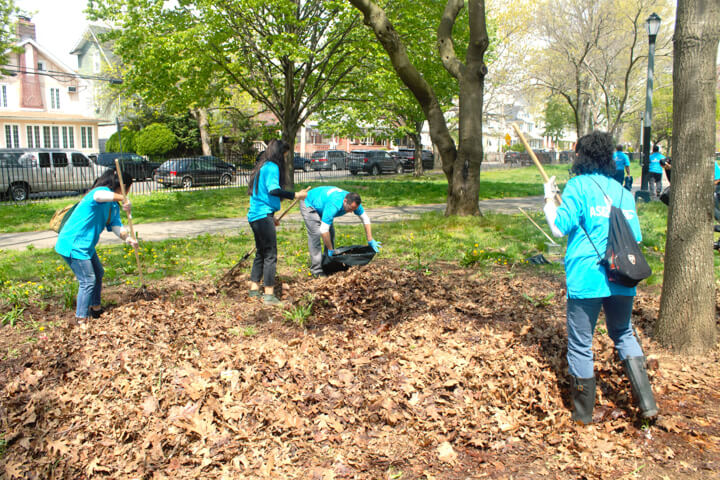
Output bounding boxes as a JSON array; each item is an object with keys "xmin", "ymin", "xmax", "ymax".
[{"xmin": 0, "ymin": 148, "xmax": 108, "ymax": 201}]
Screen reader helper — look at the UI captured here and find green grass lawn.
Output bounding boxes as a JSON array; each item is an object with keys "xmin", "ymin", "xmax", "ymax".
[{"xmin": 0, "ymin": 165, "xmax": 572, "ymax": 233}]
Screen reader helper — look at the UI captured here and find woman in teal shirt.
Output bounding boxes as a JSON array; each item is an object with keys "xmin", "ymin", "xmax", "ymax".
[
  {"xmin": 543, "ymin": 131, "xmax": 658, "ymax": 424},
  {"xmin": 246, "ymin": 140, "xmax": 308, "ymax": 305},
  {"xmin": 55, "ymin": 169, "xmax": 137, "ymax": 325}
]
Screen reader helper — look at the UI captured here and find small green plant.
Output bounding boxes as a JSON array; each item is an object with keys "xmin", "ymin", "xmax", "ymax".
[
  {"xmin": 0, "ymin": 433, "xmax": 6, "ymax": 457},
  {"xmin": 242, "ymin": 326, "xmax": 257, "ymax": 337},
  {"xmin": 283, "ymin": 294, "xmax": 315, "ymax": 328},
  {"xmin": 521, "ymin": 292, "xmax": 556, "ymax": 308},
  {"xmin": 1, "ymin": 305, "xmax": 25, "ymax": 326}
]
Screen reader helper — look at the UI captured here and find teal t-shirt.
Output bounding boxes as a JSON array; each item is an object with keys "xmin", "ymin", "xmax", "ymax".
[
  {"xmin": 613, "ymin": 151, "xmax": 630, "ymax": 171},
  {"xmin": 554, "ymin": 174, "xmax": 642, "ymax": 299},
  {"xmin": 305, "ymin": 186, "xmax": 365, "ymax": 225},
  {"xmin": 247, "ymin": 162, "xmax": 282, "ymax": 223},
  {"xmin": 649, "ymin": 152, "xmax": 665, "ymax": 174},
  {"xmin": 714, "ymin": 162, "xmax": 719, "ymax": 181},
  {"xmin": 55, "ymin": 187, "xmax": 122, "ymax": 260}
]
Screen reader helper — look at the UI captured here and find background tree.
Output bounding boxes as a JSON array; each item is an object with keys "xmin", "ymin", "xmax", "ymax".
[
  {"xmin": 89, "ymin": 0, "xmax": 364, "ymax": 188},
  {"xmin": 543, "ymin": 96, "xmax": 576, "ymax": 147},
  {"xmin": 0, "ymin": 0, "xmax": 22, "ymax": 72},
  {"xmin": 105, "ymin": 127, "xmax": 136, "ymax": 153},
  {"xmin": 134, "ymin": 123, "xmax": 178, "ymax": 158},
  {"xmin": 656, "ymin": 0, "xmax": 720, "ymax": 353},
  {"xmin": 529, "ymin": 0, "xmax": 672, "ymax": 139},
  {"xmin": 348, "ymin": 0, "xmax": 489, "ymax": 216}
]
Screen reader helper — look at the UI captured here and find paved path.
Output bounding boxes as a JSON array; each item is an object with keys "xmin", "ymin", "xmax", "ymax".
[{"xmin": 0, "ymin": 196, "xmax": 544, "ymax": 251}]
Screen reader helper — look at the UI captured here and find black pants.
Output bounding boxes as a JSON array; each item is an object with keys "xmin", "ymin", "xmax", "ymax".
[
  {"xmin": 613, "ymin": 170, "xmax": 625, "ymax": 184},
  {"xmin": 249, "ymin": 215, "xmax": 277, "ymax": 287}
]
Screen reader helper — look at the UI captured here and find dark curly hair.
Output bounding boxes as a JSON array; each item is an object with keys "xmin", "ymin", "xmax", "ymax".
[{"xmin": 571, "ymin": 131, "xmax": 615, "ymax": 177}]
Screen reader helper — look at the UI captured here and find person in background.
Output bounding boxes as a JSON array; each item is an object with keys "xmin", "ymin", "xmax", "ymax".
[
  {"xmin": 542, "ymin": 130, "xmax": 658, "ymax": 424},
  {"xmin": 612, "ymin": 145, "xmax": 630, "ymax": 185},
  {"xmin": 300, "ymin": 186, "xmax": 381, "ymax": 278},
  {"xmin": 247, "ymin": 139, "xmax": 309, "ymax": 305},
  {"xmin": 648, "ymin": 144, "xmax": 666, "ymax": 198},
  {"xmin": 55, "ymin": 169, "xmax": 138, "ymax": 326}
]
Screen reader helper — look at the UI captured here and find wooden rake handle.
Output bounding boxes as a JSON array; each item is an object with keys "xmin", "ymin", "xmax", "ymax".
[
  {"xmin": 512, "ymin": 124, "xmax": 562, "ymax": 206},
  {"xmin": 115, "ymin": 159, "xmax": 145, "ymax": 283}
]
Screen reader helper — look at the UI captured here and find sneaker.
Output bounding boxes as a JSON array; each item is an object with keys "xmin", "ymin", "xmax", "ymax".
[
  {"xmin": 262, "ymin": 294, "xmax": 283, "ymax": 306},
  {"xmin": 248, "ymin": 289, "xmax": 261, "ymax": 298},
  {"xmin": 89, "ymin": 307, "xmax": 105, "ymax": 319}
]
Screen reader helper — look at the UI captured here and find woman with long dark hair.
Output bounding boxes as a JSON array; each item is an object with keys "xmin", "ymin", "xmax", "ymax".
[
  {"xmin": 542, "ymin": 131, "xmax": 658, "ymax": 424},
  {"xmin": 55, "ymin": 168, "xmax": 138, "ymax": 325},
  {"xmin": 247, "ymin": 139, "xmax": 309, "ymax": 305}
]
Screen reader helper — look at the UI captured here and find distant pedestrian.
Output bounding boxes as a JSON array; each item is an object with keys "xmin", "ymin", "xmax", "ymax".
[
  {"xmin": 300, "ymin": 186, "xmax": 381, "ymax": 278},
  {"xmin": 612, "ymin": 145, "xmax": 630, "ymax": 185},
  {"xmin": 55, "ymin": 169, "xmax": 138, "ymax": 326},
  {"xmin": 246, "ymin": 139, "xmax": 309, "ymax": 305},
  {"xmin": 648, "ymin": 145, "xmax": 665, "ymax": 197},
  {"xmin": 542, "ymin": 130, "xmax": 658, "ymax": 424}
]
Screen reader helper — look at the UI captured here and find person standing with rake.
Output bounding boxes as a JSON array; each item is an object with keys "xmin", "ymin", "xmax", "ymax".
[
  {"xmin": 542, "ymin": 131, "xmax": 658, "ymax": 424},
  {"xmin": 247, "ymin": 139, "xmax": 309, "ymax": 305}
]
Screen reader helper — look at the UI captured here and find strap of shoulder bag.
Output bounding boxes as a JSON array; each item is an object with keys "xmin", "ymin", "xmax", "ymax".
[{"xmin": 579, "ymin": 175, "xmax": 618, "ymax": 262}]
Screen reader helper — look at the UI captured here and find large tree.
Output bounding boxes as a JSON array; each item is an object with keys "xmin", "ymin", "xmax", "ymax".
[
  {"xmin": 88, "ymin": 0, "xmax": 363, "ymax": 187},
  {"xmin": 0, "ymin": 0, "xmax": 22, "ymax": 73},
  {"xmin": 655, "ymin": 0, "xmax": 720, "ymax": 353},
  {"xmin": 348, "ymin": 0, "xmax": 489, "ymax": 215}
]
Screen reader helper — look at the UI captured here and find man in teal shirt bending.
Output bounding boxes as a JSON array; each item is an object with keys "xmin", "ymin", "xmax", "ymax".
[{"xmin": 300, "ymin": 186, "xmax": 381, "ymax": 277}]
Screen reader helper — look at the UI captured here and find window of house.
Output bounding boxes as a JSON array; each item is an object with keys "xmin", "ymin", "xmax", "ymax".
[
  {"xmin": 42, "ymin": 126, "xmax": 51, "ymax": 147},
  {"xmin": 0, "ymin": 85, "xmax": 7, "ymax": 108},
  {"xmin": 4, "ymin": 124, "xmax": 19, "ymax": 148},
  {"xmin": 26, "ymin": 126, "xmax": 41, "ymax": 148},
  {"xmin": 51, "ymin": 126, "xmax": 60, "ymax": 148},
  {"xmin": 37, "ymin": 61, "xmax": 45, "ymax": 71},
  {"xmin": 49, "ymin": 88, "xmax": 60, "ymax": 110},
  {"xmin": 80, "ymin": 126, "xmax": 93, "ymax": 149}
]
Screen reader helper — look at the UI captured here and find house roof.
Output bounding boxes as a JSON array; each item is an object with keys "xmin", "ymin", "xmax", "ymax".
[
  {"xmin": 16, "ymin": 38, "xmax": 76, "ymax": 75},
  {"xmin": 70, "ymin": 25, "xmax": 114, "ymax": 56}
]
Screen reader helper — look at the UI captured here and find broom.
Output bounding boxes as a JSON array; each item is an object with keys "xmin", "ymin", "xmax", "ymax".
[
  {"xmin": 115, "ymin": 159, "xmax": 155, "ymax": 301},
  {"xmin": 220, "ymin": 197, "xmax": 301, "ymax": 284}
]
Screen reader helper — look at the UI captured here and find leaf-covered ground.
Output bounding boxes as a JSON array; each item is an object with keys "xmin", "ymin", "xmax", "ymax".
[{"xmin": 1, "ymin": 262, "xmax": 719, "ymax": 479}]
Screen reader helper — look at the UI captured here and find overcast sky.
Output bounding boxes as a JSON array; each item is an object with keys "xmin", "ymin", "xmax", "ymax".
[{"xmin": 16, "ymin": 0, "xmax": 92, "ymax": 69}]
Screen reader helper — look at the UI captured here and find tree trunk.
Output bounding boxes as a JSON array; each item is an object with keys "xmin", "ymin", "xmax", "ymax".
[
  {"xmin": 281, "ymin": 123, "xmax": 299, "ymax": 189},
  {"xmin": 194, "ymin": 108, "xmax": 212, "ymax": 156},
  {"xmin": 412, "ymin": 128, "xmax": 424, "ymax": 177},
  {"xmin": 655, "ymin": 0, "xmax": 719, "ymax": 353}
]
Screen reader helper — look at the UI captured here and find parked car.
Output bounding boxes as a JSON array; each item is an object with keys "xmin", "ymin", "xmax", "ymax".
[
  {"xmin": 558, "ymin": 150, "xmax": 576, "ymax": 164},
  {"xmin": 293, "ymin": 153, "xmax": 311, "ymax": 172},
  {"xmin": 310, "ymin": 150, "xmax": 347, "ymax": 171},
  {"xmin": 0, "ymin": 148, "xmax": 108, "ymax": 201},
  {"xmin": 95, "ymin": 152, "xmax": 162, "ymax": 181},
  {"xmin": 392, "ymin": 148, "xmax": 434, "ymax": 170},
  {"xmin": 348, "ymin": 150, "xmax": 402, "ymax": 176},
  {"xmin": 154, "ymin": 156, "xmax": 235, "ymax": 188}
]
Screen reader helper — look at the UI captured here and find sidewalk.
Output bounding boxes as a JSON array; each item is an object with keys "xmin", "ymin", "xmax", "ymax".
[{"xmin": 0, "ymin": 196, "xmax": 545, "ymax": 251}]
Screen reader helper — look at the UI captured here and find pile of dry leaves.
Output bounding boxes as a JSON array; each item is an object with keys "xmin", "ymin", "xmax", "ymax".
[{"xmin": 1, "ymin": 261, "xmax": 718, "ymax": 479}]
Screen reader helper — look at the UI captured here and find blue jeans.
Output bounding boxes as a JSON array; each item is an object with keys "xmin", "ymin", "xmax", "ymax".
[
  {"xmin": 566, "ymin": 296, "xmax": 644, "ymax": 378},
  {"xmin": 62, "ymin": 253, "xmax": 104, "ymax": 318}
]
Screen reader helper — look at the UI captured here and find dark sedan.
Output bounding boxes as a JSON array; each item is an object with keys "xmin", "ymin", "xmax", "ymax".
[{"xmin": 154, "ymin": 156, "xmax": 235, "ymax": 188}]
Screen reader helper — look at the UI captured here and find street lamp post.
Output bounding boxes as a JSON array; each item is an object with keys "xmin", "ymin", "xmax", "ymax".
[{"xmin": 636, "ymin": 13, "xmax": 662, "ymax": 203}]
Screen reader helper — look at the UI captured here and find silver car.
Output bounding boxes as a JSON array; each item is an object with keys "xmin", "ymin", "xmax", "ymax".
[{"xmin": 0, "ymin": 149, "xmax": 108, "ymax": 201}]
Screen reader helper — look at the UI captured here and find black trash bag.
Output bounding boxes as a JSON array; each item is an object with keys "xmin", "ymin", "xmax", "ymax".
[
  {"xmin": 623, "ymin": 175, "xmax": 633, "ymax": 191},
  {"xmin": 526, "ymin": 254, "xmax": 551, "ymax": 265},
  {"xmin": 659, "ymin": 186, "xmax": 670, "ymax": 206},
  {"xmin": 322, "ymin": 245, "xmax": 377, "ymax": 275}
]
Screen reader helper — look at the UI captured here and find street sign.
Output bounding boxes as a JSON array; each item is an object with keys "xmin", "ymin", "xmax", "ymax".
[{"xmin": 505, "ymin": 133, "xmax": 511, "ymax": 146}]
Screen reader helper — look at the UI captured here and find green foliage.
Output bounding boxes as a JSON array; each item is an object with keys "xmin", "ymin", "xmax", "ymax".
[
  {"xmin": 521, "ymin": 292, "xmax": 555, "ymax": 308},
  {"xmin": 0, "ymin": 0, "xmax": 23, "ymax": 71},
  {"xmin": 543, "ymin": 96, "xmax": 575, "ymax": 142},
  {"xmin": 1, "ymin": 305, "xmax": 24, "ymax": 326},
  {"xmin": 283, "ymin": 294, "xmax": 314, "ymax": 328},
  {"xmin": 134, "ymin": 123, "xmax": 178, "ymax": 157},
  {"xmin": 105, "ymin": 127, "xmax": 137, "ymax": 153}
]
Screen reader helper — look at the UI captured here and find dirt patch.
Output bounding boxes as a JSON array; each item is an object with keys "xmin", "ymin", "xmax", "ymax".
[{"xmin": 1, "ymin": 261, "xmax": 719, "ymax": 479}]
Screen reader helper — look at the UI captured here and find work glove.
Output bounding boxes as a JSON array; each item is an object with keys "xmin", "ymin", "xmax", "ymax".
[
  {"xmin": 125, "ymin": 236, "xmax": 139, "ymax": 248},
  {"xmin": 368, "ymin": 239, "xmax": 382, "ymax": 252},
  {"xmin": 327, "ymin": 250, "xmax": 334, "ymax": 258},
  {"xmin": 543, "ymin": 176, "xmax": 559, "ymax": 200}
]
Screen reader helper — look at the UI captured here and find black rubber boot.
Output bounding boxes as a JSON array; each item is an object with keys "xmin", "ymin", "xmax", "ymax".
[
  {"xmin": 622, "ymin": 356, "xmax": 658, "ymax": 418},
  {"xmin": 570, "ymin": 376, "xmax": 596, "ymax": 424}
]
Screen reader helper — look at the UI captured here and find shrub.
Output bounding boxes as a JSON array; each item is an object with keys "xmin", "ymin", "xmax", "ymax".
[
  {"xmin": 105, "ymin": 127, "xmax": 137, "ymax": 153},
  {"xmin": 134, "ymin": 123, "xmax": 178, "ymax": 157}
]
